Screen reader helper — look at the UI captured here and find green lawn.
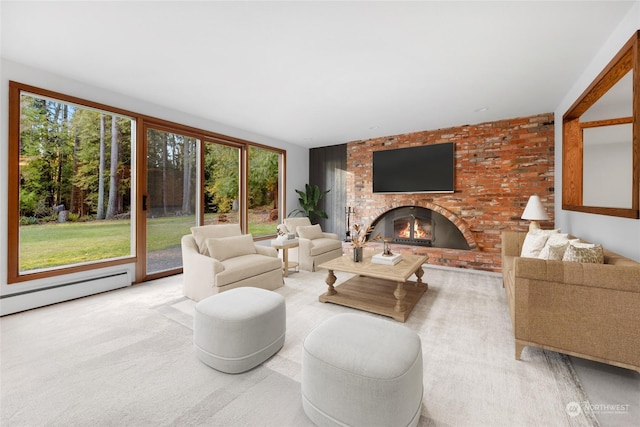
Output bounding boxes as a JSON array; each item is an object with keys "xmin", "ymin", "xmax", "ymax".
[
  {"xmin": 20, "ymin": 220, "xmax": 132, "ymax": 270},
  {"xmin": 19, "ymin": 214, "xmax": 278, "ymax": 271}
]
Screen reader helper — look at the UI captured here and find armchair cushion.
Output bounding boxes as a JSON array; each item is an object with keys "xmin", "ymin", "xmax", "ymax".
[
  {"xmin": 297, "ymin": 224, "xmax": 324, "ymax": 240},
  {"xmin": 191, "ymin": 224, "xmax": 241, "ymax": 256},
  {"xmin": 206, "ymin": 234, "xmax": 257, "ymax": 261},
  {"xmin": 322, "ymin": 232, "xmax": 340, "ymax": 240},
  {"xmin": 283, "ymin": 217, "xmax": 312, "ymax": 236},
  {"xmin": 255, "ymin": 245, "xmax": 278, "ymax": 257},
  {"xmin": 309, "ymin": 238, "xmax": 343, "ymax": 257},
  {"xmin": 216, "ymin": 254, "xmax": 284, "ymax": 287}
]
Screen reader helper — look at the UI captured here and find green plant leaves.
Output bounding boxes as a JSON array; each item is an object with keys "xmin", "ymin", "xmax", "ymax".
[{"xmin": 288, "ymin": 183, "xmax": 330, "ymax": 222}]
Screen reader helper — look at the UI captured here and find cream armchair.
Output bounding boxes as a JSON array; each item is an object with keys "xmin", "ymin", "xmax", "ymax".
[
  {"xmin": 181, "ymin": 224, "xmax": 283, "ymax": 301},
  {"xmin": 283, "ymin": 217, "xmax": 343, "ymax": 271}
]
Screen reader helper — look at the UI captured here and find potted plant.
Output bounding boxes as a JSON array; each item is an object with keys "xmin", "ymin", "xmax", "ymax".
[{"xmin": 288, "ymin": 184, "xmax": 330, "ymax": 223}]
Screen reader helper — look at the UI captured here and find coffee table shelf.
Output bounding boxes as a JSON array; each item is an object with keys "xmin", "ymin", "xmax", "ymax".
[{"xmin": 318, "ymin": 252, "xmax": 428, "ymax": 322}]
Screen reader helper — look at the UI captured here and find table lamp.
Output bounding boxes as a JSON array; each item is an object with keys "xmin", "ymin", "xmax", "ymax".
[{"xmin": 522, "ymin": 195, "xmax": 549, "ymax": 231}]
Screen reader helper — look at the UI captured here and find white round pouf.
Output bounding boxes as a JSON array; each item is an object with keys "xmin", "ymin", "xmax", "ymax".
[
  {"xmin": 302, "ymin": 313, "xmax": 423, "ymax": 427},
  {"xmin": 194, "ymin": 287, "xmax": 285, "ymax": 374}
]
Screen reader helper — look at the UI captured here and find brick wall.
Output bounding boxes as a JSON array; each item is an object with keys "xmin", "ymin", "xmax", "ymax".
[{"xmin": 346, "ymin": 113, "xmax": 555, "ymax": 272}]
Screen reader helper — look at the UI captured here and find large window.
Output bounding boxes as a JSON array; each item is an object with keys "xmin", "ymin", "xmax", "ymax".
[
  {"xmin": 8, "ymin": 81, "xmax": 286, "ymax": 284},
  {"xmin": 11, "ymin": 88, "xmax": 134, "ymax": 280}
]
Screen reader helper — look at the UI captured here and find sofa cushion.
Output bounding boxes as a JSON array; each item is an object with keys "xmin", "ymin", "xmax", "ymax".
[
  {"xmin": 206, "ymin": 234, "xmax": 257, "ymax": 261},
  {"xmin": 298, "ymin": 224, "xmax": 324, "ymax": 240},
  {"xmin": 546, "ymin": 243, "xmax": 571, "ymax": 260},
  {"xmin": 538, "ymin": 233, "xmax": 570, "ymax": 260},
  {"xmin": 521, "ymin": 229, "xmax": 556, "ymax": 258},
  {"xmin": 310, "ymin": 237, "xmax": 342, "ymax": 256},
  {"xmin": 216, "ymin": 254, "xmax": 283, "ymax": 287},
  {"xmin": 191, "ymin": 224, "xmax": 241, "ymax": 256},
  {"xmin": 562, "ymin": 241, "xmax": 604, "ymax": 264}
]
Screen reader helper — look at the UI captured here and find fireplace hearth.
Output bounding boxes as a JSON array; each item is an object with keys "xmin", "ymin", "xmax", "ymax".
[{"xmin": 369, "ymin": 206, "xmax": 470, "ymax": 250}]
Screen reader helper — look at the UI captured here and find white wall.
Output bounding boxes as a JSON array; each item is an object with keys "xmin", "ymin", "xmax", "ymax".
[
  {"xmin": 554, "ymin": 2, "xmax": 640, "ymax": 261},
  {"xmin": 0, "ymin": 59, "xmax": 309, "ymax": 313}
]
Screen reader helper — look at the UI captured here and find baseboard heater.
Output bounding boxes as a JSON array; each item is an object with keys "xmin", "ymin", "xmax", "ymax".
[{"xmin": 0, "ymin": 271, "xmax": 131, "ymax": 316}]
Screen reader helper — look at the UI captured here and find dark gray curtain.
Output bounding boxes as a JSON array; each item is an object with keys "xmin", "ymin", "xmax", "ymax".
[{"xmin": 309, "ymin": 144, "xmax": 347, "ymax": 239}]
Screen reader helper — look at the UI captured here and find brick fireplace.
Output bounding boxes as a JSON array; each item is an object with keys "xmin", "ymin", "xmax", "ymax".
[
  {"xmin": 345, "ymin": 113, "xmax": 555, "ymax": 272},
  {"xmin": 369, "ymin": 205, "xmax": 471, "ymax": 250}
]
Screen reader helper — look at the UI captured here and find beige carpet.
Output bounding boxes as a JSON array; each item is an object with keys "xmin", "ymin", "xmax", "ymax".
[{"xmin": 1, "ymin": 267, "xmax": 597, "ymax": 426}]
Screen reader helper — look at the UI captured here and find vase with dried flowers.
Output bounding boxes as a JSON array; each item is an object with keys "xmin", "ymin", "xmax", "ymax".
[{"xmin": 350, "ymin": 223, "xmax": 377, "ymax": 262}]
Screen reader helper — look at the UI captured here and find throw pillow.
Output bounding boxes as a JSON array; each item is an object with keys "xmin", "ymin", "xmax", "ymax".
[
  {"xmin": 538, "ymin": 233, "xmax": 569, "ymax": 260},
  {"xmin": 190, "ymin": 224, "xmax": 241, "ymax": 256},
  {"xmin": 297, "ymin": 224, "xmax": 324, "ymax": 240},
  {"xmin": 520, "ymin": 229, "xmax": 559, "ymax": 258},
  {"xmin": 284, "ymin": 217, "xmax": 312, "ymax": 236},
  {"xmin": 562, "ymin": 241, "xmax": 604, "ymax": 264},
  {"xmin": 545, "ymin": 242, "xmax": 572, "ymax": 260},
  {"xmin": 206, "ymin": 234, "xmax": 257, "ymax": 261}
]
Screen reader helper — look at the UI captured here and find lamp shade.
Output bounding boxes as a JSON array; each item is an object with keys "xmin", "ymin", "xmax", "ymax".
[{"xmin": 522, "ymin": 195, "xmax": 549, "ymax": 221}]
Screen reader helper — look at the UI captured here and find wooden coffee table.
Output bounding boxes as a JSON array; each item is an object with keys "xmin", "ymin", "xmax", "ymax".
[{"xmin": 318, "ymin": 252, "xmax": 428, "ymax": 322}]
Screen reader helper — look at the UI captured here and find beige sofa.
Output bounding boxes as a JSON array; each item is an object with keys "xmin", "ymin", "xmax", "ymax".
[
  {"xmin": 501, "ymin": 231, "xmax": 640, "ymax": 373},
  {"xmin": 181, "ymin": 224, "xmax": 283, "ymax": 301}
]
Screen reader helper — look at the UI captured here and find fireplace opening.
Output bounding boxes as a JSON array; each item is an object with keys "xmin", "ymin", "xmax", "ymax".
[
  {"xmin": 393, "ymin": 215, "xmax": 432, "ymax": 245},
  {"xmin": 369, "ymin": 206, "xmax": 470, "ymax": 250}
]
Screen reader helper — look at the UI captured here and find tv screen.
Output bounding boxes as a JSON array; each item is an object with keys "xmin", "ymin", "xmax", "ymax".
[{"xmin": 373, "ymin": 143, "xmax": 455, "ymax": 193}]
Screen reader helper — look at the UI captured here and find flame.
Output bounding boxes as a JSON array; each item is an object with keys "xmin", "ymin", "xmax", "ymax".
[{"xmin": 397, "ymin": 219, "xmax": 431, "ymax": 239}]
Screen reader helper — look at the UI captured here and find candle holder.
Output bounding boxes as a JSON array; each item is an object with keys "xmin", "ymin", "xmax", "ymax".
[{"xmin": 382, "ymin": 237, "xmax": 393, "ymax": 256}]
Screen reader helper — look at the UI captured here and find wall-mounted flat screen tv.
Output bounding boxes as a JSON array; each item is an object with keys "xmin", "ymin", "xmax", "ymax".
[{"xmin": 373, "ymin": 142, "xmax": 455, "ymax": 193}]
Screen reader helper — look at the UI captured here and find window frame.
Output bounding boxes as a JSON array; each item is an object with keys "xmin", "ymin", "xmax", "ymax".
[
  {"xmin": 8, "ymin": 81, "xmax": 286, "ymax": 284},
  {"xmin": 8, "ymin": 82, "xmax": 141, "ymax": 284}
]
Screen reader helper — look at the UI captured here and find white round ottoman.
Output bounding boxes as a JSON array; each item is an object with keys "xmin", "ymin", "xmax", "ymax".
[
  {"xmin": 194, "ymin": 287, "xmax": 285, "ymax": 374},
  {"xmin": 302, "ymin": 313, "xmax": 423, "ymax": 427}
]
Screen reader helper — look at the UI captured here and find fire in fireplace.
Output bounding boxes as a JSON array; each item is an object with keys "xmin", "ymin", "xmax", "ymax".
[
  {"xmin": 369, "ymin": 206, "xmax": 470, "ymax": 250},
  {"xmin": 393, "ymin": 215, "xmax": 432, "ymax": 245}
]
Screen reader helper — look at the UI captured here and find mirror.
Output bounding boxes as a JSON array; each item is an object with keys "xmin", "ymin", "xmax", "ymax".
[
  {"xmin": 583, "ymin": 124, "xmax": 632, "ymax": 207},
  {"xmin": 562, "ymin": 31, "xmax": 639, "ymax": 219},
  {"xmin": 582, "ymin": 71, "xmax": 633, "ymax": 208}
]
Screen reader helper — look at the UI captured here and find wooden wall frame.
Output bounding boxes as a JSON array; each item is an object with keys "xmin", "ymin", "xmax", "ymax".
[{"xmin": 562, "ymin": 30, "xmax": 639, "ymax": 219}]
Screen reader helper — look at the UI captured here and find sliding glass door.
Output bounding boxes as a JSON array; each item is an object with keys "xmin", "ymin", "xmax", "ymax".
[
  {"xmin": 145, "ymin": 127, "xmax": 198, "ymax": 275},
  {"xmin": 248, "ymin": 146, "xmax": 280, "ymax": 237},
  {"xmin": 203, "ymin": 141, "xmax": 241, "ymax": 226}
]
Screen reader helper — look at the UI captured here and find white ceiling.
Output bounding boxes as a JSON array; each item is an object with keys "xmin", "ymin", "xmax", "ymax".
[{"xmin": 1, "ymin": 1, "xmax": 635, "ymax": 148}]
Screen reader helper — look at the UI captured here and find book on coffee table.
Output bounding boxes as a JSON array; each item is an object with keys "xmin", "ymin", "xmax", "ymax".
[{"xmin": 371, "ymin": 252, "xmax": 402, "ymax": 265}]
